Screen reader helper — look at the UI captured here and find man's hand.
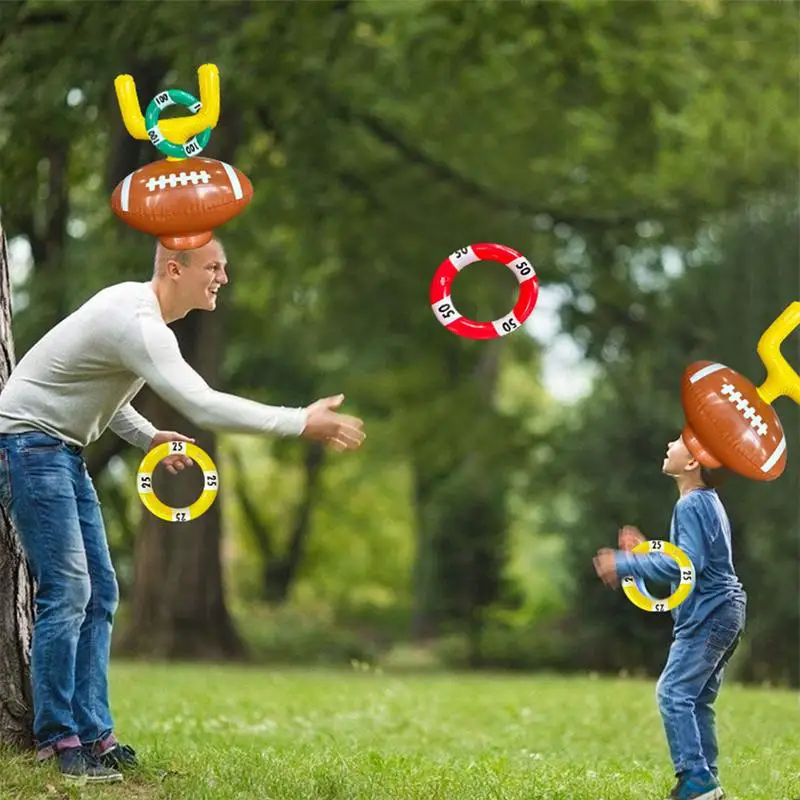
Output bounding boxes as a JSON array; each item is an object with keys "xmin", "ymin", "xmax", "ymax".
[
  {"xmin": 619, "ymin": 525, "xmax": 645, "ymax": 551},
  {"xmin": 302, "ymin": 394, "xmax": 366, "ymax": 452},
  {"xmin": 149, "ymin": 431, "xmax": 195, "ymax": 474},
  {"xmin": 593, "ymin": 548, "xmax": 620, "ymax": 589}
]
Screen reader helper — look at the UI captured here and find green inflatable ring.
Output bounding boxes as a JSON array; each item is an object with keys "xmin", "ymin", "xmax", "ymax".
[{"xmin": 144, "ymin": 88, "xmax": 212, "ymax": 159}]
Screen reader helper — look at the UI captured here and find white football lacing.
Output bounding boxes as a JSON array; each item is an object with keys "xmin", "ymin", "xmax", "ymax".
[
  {"xmin": 720, "ymin": 383, "xmax": 768, "ymax": 436},
  {"xmin": 145, "ymin": 170, "xmax": 212, "ymax": 192}
]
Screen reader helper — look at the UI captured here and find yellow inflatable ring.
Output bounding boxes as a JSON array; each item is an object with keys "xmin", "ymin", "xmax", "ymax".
[
  {"xmin": 136, "ymin": 441, "xmax": 218, "ymax": 522},
  {"xmin": 621, "ymin": 539, "xmax": 695, "ymax": 613}
]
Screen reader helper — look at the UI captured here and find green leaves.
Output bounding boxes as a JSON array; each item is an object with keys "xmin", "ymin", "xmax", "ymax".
[{"xmin": 1, "ymin": 0, "xmax": 797, "ymax": 673}]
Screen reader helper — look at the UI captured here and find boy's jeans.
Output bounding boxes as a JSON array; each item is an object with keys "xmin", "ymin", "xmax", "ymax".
[
  {"xmin": 656, "ymin": 596, "xmax": 746, "ymax": 779},
  {"xmin": 0, "ymin": 431, "xmax": 119, "ymax": 751}
]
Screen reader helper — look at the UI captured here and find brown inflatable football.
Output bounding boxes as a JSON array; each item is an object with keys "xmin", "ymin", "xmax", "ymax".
[
  {"xmin": 110, "ymin": 157, "xmax": 253, "ymax": 250},
  {"xmin": 681, "ymin": 360, "xmax": 787, "ymax": 481}
]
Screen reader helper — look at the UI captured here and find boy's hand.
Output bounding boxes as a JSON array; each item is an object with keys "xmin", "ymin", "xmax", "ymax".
[
  {"xmin": 593, "ymin": 548, "xmax": 619, "ymax": 588},
  {"xmin": 619, "ymin": 525, "xmax": 645, "ymax": 551}
]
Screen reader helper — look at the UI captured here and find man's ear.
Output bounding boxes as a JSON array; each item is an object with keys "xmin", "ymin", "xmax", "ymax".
[{"xmin": 166, "ymin": 258, "xmax": 183, "ymax": 278}]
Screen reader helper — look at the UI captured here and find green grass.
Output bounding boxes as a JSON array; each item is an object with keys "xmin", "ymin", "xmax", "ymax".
[{"xmin": 1, "ymin": 663, "xmax": 797, "ymax": 799}]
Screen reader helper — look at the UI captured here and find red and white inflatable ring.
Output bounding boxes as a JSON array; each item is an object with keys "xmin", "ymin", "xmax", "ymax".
[{"xmin": 429, "ymin": 243, "xmax": 539, "ymax": 340}]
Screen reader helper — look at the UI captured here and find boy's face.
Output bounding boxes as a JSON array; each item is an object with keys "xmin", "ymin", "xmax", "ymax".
[{"xmin": 662, "ymin": 435, "xmax": 699, "ymax": 476}]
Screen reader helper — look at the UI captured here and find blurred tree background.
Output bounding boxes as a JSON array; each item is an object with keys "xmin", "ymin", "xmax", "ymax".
[{"xmin": 0, "ymin": 0, "xmax": 797, "ymax": 685}]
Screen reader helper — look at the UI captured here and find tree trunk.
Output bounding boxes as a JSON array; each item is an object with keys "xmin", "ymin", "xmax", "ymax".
[
  {"xmin": 410, "ymin": 341, "xmax": 503, "ymax": 642},
  {"xmin": 0, "ymin": 223, "xmax": 35, "ymax": 749},
  {"xmin": 410, "ymin": 465, "xmax": 442, "ymax": 641},
  {"xmin": 230, "ymin": 441, "xmax": 326, "ymax": 606},
  {"xmin": 115, "ymin": 110, "xmax": 247, "ymax": 658},
  {"xmin": 118, "ymin": 307, "xmax": 244, "ymax": 660},
  {"xmin": 263, "ymin": 442, "xmax": 325, "ymax": 605}
]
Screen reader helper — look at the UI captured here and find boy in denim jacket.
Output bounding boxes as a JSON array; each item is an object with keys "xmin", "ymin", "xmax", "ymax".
[{"xmin": 593, "ymin": 434, "xmax": 746, "ymax": 800}]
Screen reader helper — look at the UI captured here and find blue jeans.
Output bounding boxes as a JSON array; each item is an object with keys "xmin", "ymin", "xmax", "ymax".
[
  {"xmin": 0, "ymin": 431, "xmax": 119, "ymax": 751},
  {"xmin": 656, "ymin": 597, "xmax": 746, "ymax": 779}
]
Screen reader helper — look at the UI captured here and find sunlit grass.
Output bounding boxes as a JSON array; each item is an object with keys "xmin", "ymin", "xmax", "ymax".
[{"xmin": 1, "ymin": 663, "xmax": 797, "ymax": 799}]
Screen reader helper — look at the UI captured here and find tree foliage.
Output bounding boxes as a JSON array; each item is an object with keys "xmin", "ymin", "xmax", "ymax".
[{"xmin": 0, "ymin": 0, "xmax": 796, "ymax": 680}]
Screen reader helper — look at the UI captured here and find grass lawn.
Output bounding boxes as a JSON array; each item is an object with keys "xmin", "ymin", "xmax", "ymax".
[{"xmin": 1, "ymin": 662, "xmax": 797, "ymax": 799}]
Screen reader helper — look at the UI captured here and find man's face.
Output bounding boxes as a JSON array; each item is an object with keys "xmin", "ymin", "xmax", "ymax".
[
  {"xmin": 662, "ymin": 435, "xmax": 697, "ymax": 476},
  {"xmin": 173, "ymin": 239, "xmax": 229, "ymax": 312}
]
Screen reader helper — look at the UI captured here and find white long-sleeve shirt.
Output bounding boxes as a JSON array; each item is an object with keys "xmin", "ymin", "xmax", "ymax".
[{"xmin": 0, "ymin": 281, "xmax": 307, "ymax": 450}]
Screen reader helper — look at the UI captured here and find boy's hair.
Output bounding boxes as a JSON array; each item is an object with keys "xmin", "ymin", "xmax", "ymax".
[{"xmin": 700, "ymin": 465, "xmax": 728, "ymax": 490}]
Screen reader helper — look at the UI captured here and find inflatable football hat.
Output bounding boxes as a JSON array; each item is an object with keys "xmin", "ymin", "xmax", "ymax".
[
  {"xmin": 110, "ymin": 63, "xmax": 252, "ymax": 250},
  {"xmin": 680, "ymin": 301, "xmax": 800, "ymax": 481}
]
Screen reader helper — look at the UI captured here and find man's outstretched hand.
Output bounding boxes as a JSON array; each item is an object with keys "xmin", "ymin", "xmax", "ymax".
[
  {"xmin": 148, "ymin": 431, "xmax": 195, "ymax": 474},
  {"xmin": 302, "ymin": 394, "xmax": 366, "ymax": 452}
]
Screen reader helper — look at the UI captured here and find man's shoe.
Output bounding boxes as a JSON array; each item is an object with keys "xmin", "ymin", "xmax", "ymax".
[
  {"xmin": 92, "ymin": 739, "xmax": 139, "ymax": 770},
  {"xmin": 669, "ymin": 773, "xmax": 724, "ymax": 800},
  {"xmin": 55, "ymin": 746, "xmax": 123, "ymax": 783}
]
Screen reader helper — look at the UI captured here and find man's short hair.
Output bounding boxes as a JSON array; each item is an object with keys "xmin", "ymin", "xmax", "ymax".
[
  {"xmin": 152, "ymin": 241, "xmax": 204, "ymax": 276},
  {"xmin": 171, "ymin": 249, "xmax": 192, "ymax": 267}
]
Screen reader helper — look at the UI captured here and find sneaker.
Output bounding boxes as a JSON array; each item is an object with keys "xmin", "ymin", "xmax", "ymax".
[
  {"xmin": 94, "ymin": 742, "xmax": 139, "ymax": 770},
  {"xmin": 669, "ymin": 773, "xmax": 724, "ymax": 800},
  {"xmin": 55, "ymin": 746, "xmax": 123, "ymax": 783}
]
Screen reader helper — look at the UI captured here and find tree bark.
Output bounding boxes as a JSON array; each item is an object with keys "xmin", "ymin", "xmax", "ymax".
[
  {"xmin": 117, "ymin": 307, "xmax": 244, "ymax": 660},
  {"xmin": 0, "ymin": 223, "xmax": 35, "ymax": 749}
]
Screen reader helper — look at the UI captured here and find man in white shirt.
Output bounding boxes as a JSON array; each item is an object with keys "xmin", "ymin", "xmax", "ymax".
[{"xmin": 0, "ymin": 237, "xmax": 365, "ymax": 782}]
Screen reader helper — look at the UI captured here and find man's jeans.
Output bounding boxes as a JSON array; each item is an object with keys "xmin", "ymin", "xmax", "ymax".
[
  {"xmin": 0, "ymin": 431, "xmax": 119, "ymax": 751},
  {"xmin": 656, "ymin": 596, "xmax": 746, "ymax": 779}
]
